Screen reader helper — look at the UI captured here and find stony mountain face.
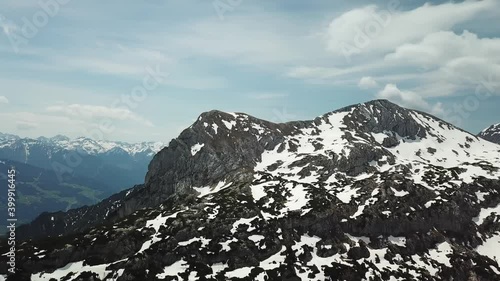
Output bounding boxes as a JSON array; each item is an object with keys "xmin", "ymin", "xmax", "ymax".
[
  {"xmin": 479, "ymin": 123, "xmax": 500, "ymax": 144},
  {"xmin": 0, "ymin": 134, "xmax": 164, "ymax": 191},
  {"xmin": 3, "ymin": 100, "xmax": 500, "ymax": 281}
]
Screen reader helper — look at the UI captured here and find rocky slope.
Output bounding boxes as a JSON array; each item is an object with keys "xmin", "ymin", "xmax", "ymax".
[
  {"xmin": 479, "ymin": 123, "xmax": 500, "ymax": 144},
  {"xmin": 2, "ymin": 100, "xmax": 500, "ymax": 281},
  {"xmin": 0, "ymin": 133, "xmax": 165, "ymax": 191}
]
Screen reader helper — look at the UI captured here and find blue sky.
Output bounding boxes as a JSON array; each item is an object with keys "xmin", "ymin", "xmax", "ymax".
[{"xmin": 0, "ymin": 0, "xmax": 499, "ymax": 142}]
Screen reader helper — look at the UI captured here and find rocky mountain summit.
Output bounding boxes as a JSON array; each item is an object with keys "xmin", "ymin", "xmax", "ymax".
[
  {"xmin": 3, "ymin": 100, "xmax": 500, "ymax": 281},
  {"xmin": 479, "ymin": 123, "xmax": 500, "ymax": 144}
]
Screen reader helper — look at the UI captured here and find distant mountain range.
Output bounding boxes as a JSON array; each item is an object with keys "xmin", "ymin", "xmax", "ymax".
[
  {"xmin": 0, "ymin": 159, "xmax": 115, "ymax": 230},
  {"xmin": 479, "ymin": 123, "xmax": 500, "ymax": 144},
  {"xmin": 0, "ymin": 133, "xmax": 165, "ymax": 191},
  {"xmin": 7, "ymin": 100, "xmax": 500, "ymax": 281},
  {"xmin": 0, "ymin": 133, "xmax": 165, "ymax": 235}
]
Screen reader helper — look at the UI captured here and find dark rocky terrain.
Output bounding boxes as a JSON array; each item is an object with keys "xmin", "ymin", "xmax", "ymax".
[
  {"xmin": 2, "ymin": 100, "xmax": 500, "ymax": 281},
  {"xmin": 479, "ymin": 124, "xmax": 500, "ymax": 144}
]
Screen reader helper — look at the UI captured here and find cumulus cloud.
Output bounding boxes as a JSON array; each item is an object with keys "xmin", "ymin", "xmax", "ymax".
[
  {"xmin": 385, "ymin": 30, "xmax": 500, "ymax": 97},
  {"xmin": 46, "ymin": 104, "xmax": 154, "ymax": 127},
  {"xmin": 377, "ymin": 84, "xmax": 428, "ymax": 109},
  {"xmin": 358, "ymin": 76, "xmax": 379, "ymax": 89},
  {"xmin": 325, "ymin": 0, "xmax": 494, "ymax": 57},
  {"xmin": 289, "ymin": 0, "xmax": 500, "ymax": 103},
  {"xmin": 377, "ymin": 83, "xmax": 444, "ymax": 116},
  {"xmin": 0, "ymin": 96, "xmax": 9, "ymax": 104},
  {"xmin": 386, "ymin": 30, "xmax": 500, "ymax": 68}
]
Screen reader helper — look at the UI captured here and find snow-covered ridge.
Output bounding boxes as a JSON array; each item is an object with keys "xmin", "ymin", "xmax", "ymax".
[
  {"xmin": 186, "ymin": 100, "xmax": 500, "ymax": 188},
  {"xmin": 479, "ymin": 123, "xmax": 500, "ymax": 144},
  {"xmin": 481, "ymin": 123, "xmax": 500, "ymax": 134},
  {"xmin": 0, "ymin": 133, "xmax": 165, "ymax": 156},
  {"xmin": 274, "ymin": 110, "xmax": 497, "ymax": 173}
]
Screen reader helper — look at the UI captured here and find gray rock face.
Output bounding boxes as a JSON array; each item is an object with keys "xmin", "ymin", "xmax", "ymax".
[
  {"xmin": 479, "ymin": 123, "xmax": 500, "ymax": 144},
  {"xmin": 144, "ymin": 110, "xmax": 286, "ymax": 206},
  {"xmin": 339, "ymin": 100, "xmax": 428, "ymax": 139}
]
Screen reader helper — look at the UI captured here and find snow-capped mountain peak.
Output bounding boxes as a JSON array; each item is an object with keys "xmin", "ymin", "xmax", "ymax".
[
  {"xmin": 479, "ymin": 123, "xmax": 500, "ymax": 144},
  {"xmin": 9, "ymin": 100, "xmax": 500, "ymax": 281}
]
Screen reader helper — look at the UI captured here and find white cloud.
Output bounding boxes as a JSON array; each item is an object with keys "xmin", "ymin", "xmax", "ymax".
[
  {"xmin": 0, "ymin": 111, "xmax": 87, "ymax": 138},
  {"xmin": 0, "ymin": 96, "xmax": 9, "ymax": 104},
  {"xmin": 325, "ymin": 0, "xmax": 495, "ymax": 57},
  {"xmin": 377, "ymin": 83, "xmax": 430, "ymax": 110},
  {"xmin": 286, "ymin": 63, "xmax": 382, "ymax": 81},
  {"xmin": 358, "ymin": 76, "xmax": 378, "ymax": 89},
  {"xmin": 385, "ymin": 30, "xmax": 500, "ymax": 68},
  {"xmin": 384, "ymin": 30, "xmax": 500, "ymax": 97},
  {"xmin": 377, "ymin": 84, "xmax": 445, "ymax": 117},
  {"xmin": 16, "ymin": 120, "xmax": 38, "ymax": 131},
  {"xmin": 0, "ymin": 110, "xmax": 171, "ymax": 142},
  {"xmin": 46, "ymin": 104, "xmax": 154, "ymax": 127},
  {"xmin": 290, "ymin": 1, "xmax": 500, "ymax": 105}
]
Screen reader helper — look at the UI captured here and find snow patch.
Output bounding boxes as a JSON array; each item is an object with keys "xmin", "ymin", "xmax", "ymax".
[{"xmin": 190, "ymin": 143, "xmax": 205, "ymax": 156}]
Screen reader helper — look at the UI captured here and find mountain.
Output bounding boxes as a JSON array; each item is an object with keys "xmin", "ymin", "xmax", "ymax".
[
  {"xmin": 0, "ymin": 134, "xmax": 165, "ymax": 191},
  {"xmin": 479, "ymin": 123, "xmax": 500, "ymax": 144},
  {"xmin": 0, "ymin": 160, "xmax": 115, "ymax": 231},
  {"xmin": 3, "ymin": 100, "xmax": 500, "ymax": 281}
]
